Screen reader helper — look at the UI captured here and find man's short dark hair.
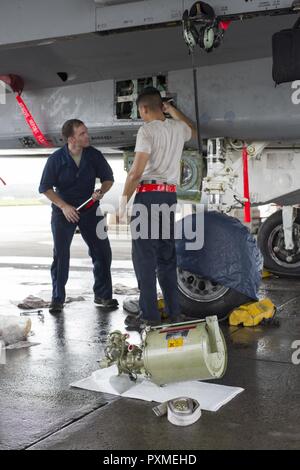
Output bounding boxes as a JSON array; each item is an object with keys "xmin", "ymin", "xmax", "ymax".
[
  {"xmin": 62, "ymin": 119, "xmax": 84, "ymax": 142},
  {"xmin": 136, "ymin": 87, "xmax": 163, "ymax": 111}
]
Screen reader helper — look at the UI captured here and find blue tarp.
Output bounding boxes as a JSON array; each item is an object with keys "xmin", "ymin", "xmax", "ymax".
[{"xmin": 175, "ymin": 211, "xmax": 263, "ymax": 300}]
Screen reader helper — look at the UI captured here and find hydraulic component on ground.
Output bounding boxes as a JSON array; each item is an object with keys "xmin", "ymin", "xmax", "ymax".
[{"xmin": 99, "ymin": 316, "xmax": 227, "ymax": 385}]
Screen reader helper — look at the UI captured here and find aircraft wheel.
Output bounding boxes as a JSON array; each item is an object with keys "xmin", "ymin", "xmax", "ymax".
[
  {"xmin": 177, "ymin": 268, "xmax": 253, "ymax": 321},
  {"xmin": 257, "ymin": 209, "xmax": 300, "ymax": 277}
]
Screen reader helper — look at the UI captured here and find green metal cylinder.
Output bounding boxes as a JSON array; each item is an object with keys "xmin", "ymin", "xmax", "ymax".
[{"xmin": 142, "ymin": 316, "xmax": 227, "ymax": 385}]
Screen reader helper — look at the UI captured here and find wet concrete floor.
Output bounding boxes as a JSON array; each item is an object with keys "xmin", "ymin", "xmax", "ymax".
[
  {"xmin": 0, "ymin": 207, "xmax": 300, "ymax": 450},
  {"xmin": 1, "ymin": 266, "xmax": 299, "ymax": 450}
]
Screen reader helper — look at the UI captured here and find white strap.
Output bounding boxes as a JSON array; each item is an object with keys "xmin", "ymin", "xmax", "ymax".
[{"xmin": 153, "ymin": 397, "xmax": 201, "ymax": 426}]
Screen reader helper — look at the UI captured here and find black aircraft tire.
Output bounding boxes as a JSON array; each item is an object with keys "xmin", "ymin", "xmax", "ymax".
[{"xmin": 177, "ymin": 269, "xmax": 253, "ymax": 321}]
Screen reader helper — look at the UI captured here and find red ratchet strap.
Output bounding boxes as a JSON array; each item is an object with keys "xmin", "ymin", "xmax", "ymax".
[
  {"xmin": 136, "ymin": 183, "xmax": 177, "ymax": 193},
  {"xmin": 76, "ymin": 197, "xmax": 97, "ymax": 212},
  {"xmin": 242, "ymin": 146, "xmax": 251, "ymax": 223},
  {"xmin": 0, "ymin": 74, "xmax": 52, "ymax": 148},
  {"xmin": 84, "ymin": 199, "xmax": 97, "ymax": 210}
]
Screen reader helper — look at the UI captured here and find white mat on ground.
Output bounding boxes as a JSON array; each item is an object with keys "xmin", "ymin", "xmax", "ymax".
[{"xmin": 70, "ymin": 365, "xmax": 244, "ymax": 412}]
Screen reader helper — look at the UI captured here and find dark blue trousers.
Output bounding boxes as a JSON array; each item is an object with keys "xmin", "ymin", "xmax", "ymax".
[
  {"xmin": 131, "ymin": 191, "xmax": 180, "ymax": 322},
  {"xmin": 51, "ymin": 207, "xmax": 112, "ymax": 303}
]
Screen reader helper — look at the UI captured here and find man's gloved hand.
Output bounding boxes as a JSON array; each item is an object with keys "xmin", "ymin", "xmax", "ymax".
[
  {"xmin": 91, "ymin": 189, "xmax": 104, "ymax": 201},
  {"xmin": 61, "ymin": 204, "xmax": 80, "ymax": 224}
]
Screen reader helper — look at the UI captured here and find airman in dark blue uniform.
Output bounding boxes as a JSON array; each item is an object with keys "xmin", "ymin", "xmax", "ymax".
[{"xmin": 39, "ymin": 119, "xmax": 118, "ymax": 313}]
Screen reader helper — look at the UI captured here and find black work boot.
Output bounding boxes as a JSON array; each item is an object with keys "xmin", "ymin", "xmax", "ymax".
[
  {"xmin": 94, "ymin": 297, "xmax": 119, "ymax": 310},
  {"xmin": 125, "ymin": 314, "xmax": 161, "ymax": 331},
  {"xmin": 49, "ymin": 302, "xmax": 64, "ymax": 314},
  {"xmin": 168, "ymin": 314, "xmax": 188, "ymax": 324}
]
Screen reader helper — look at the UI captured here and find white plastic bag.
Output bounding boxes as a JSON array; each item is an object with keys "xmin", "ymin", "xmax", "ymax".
[{"xmin": 0, "ymin": 316, "xmax": 31, "ymax": 345}]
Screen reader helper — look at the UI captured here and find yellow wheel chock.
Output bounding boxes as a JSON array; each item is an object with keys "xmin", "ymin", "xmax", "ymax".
[
  {"xmin": 262, "ymin": 270, "xmax": 272, "ymax": 279},
  {"xmin": 229, "ymin": 298, "xmax": 278, "ymax": 327},
  {"xmin": 157, "ymin": 297, "xmax": 169, "ymax": 320}
]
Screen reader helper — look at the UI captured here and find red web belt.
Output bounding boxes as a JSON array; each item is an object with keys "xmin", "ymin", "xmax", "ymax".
[{"xmin": 136, "ymin": 183, "xmax": 177, "ymax": 193}]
